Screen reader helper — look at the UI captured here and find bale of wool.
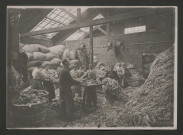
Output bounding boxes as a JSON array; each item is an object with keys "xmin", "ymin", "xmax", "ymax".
[
  {"xmin": 70, "ymin": 50, "xmax": 77, "ymax": 60},
  {"xmin": 45, "ymin": 53, "xmax": 58, "ymax": 61},
  {"xmin": 33, "ymin": 52, "xmax": 47, "ymax": 61},
  {"xmin": 27, "ymin": 67, "xmax": 36, "ymax": 73},
  {"xmin": 62, "ymin": 49, "xmax": 71, "ymax": 60},
  {"xmin": 51, "ymin": 58, "xmax": 62, "ymax": 66},
  {"xmin": 48, "ymin": 45, "xmax": 65, "ymax": 58},
  {"xmin": 41, "ymin": 61, "xmax": 52, "ymax": 68},
  {"xmin": 27, "ymin": 61, "xmax": 38, "ymax": 68},
  {"xmin": 26, "ymin": 53, "xmax": 34, "ymax": 61},
  {"xmin": 22, "ymin": 44, "xmax": 50, "ymax": 53}
]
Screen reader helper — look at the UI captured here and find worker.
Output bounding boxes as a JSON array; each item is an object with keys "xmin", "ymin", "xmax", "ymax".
[
  {"xmin": 11, "ymin": 51, "xmax": 28, "ymax": 83},
  {"xmin": 59, "ymin": 59, "xmax": 80, "ymax": 122},
  {"xmin": 107, "ymin": 65, "xmax": 119, "ymax": 81},
  {"xmin": 81, "ymin": 64, "xmax": 97, "ymax": 107},
  {"xmin": 70, "ymin": 64, "xmax": 82, "ymax": 97},
  {"xmin": 116, "ymin": 63, "xmax": 125, "ymax": 88},
  {"xmin": 42, "ymin": 64, "xmax": 56, "ymax": 104},
  {"xmin": 31, "ymin": 61, "xmax": 49, "ymax": 90}
]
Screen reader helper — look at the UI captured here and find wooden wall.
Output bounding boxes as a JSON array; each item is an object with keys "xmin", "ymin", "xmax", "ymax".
[{"xmin": 55, "ymin": 9, "xmax": 175, "ymax": 71}]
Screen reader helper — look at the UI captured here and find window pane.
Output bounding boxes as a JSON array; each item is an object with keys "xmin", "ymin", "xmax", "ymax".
[{"xmin": 124, "ymin": 25, "xmax": 146, "ymax": 34}]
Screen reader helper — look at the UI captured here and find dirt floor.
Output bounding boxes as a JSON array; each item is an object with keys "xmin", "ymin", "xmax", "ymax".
[{"xmin": 44, "ymin": 88, "xmax": 131, "ymax": 128}]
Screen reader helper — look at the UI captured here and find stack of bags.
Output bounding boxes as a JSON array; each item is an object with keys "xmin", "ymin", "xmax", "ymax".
[
  {"xmin": 22, "ymin": 44, "xmax": 80, "ymax": 76},
  {"xmin": 23, "ymin": 44, "xmax": 63, "ymax": 74}
]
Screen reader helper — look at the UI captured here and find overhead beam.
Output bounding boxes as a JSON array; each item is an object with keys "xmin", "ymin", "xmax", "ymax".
[
  {"xmin": 61, "ymin": 8, "xmax": 77, "ymax": 20},
  {"xmin": 22, "ymin": 9, "xmax": 160, "ymax": 37},
  {"xmin": 46, "ymin": 16, "xmax": 65, "ymax": 25},
  {"xmin": 96, "ymin": 25, "xmax": 107, "ymax": 35}
]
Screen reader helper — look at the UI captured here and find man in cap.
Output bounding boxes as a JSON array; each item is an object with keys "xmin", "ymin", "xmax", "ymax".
[{"xmin": 59, "ymin": 59, "xmax": 80, "ymax": 121}]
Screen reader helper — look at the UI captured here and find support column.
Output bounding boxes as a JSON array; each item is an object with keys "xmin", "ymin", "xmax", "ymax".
[
  {"xmin": 90, "ymin": 26, "xmax": 93, "ymax": 65},
  {"xmin": 77, "ymin": 8, "xmax": 81, "ymax": 22},
  {"xmin": 106, "ymin": 23, "xmax": 110, "ymax": 35},
  {"xmin": 8, "ymin": 9, "xmax": 20, "ymax": 54}
]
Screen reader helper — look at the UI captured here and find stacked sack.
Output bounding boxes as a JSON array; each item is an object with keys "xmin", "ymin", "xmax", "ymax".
[
  {"xmin": 24, "ymin": 44, "xmax": 80, "ymax": 75},
  {"xmin": 23, "ymin": 44, "xmax": 63, "ymax": 74}
]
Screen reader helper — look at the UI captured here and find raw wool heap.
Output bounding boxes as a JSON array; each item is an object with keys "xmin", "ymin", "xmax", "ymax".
[
  {"xmin": 116, "ymin": 46, "xmax": 174, "ymax": 127},
  {"xmin": 13, "ymin": 86, "xmax": 48, "ymax": 106}
]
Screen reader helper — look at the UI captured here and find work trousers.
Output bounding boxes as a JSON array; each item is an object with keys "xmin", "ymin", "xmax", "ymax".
[
  {"xmin": 60, "ymin": 92, "xmax": 74, "ymax": 121},
  {"xmin": 43, "ymin": 81, "xmax": 55, "ymax": 103},
  {"xmin": 86, "ymin": 86, "xmax": 97, "ymax": 107}
]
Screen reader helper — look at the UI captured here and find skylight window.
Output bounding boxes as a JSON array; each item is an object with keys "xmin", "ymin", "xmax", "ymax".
[
  {"xmin": 65, "ymin": 14, "xmax": 104, "ymax": 41},
  {"xmin": 30, "ymin": 7, "xmax": 88, "ymax": 39},
  {"xmin": 124, "ymin": 25, "xmax": 146, "ymax": 34}
]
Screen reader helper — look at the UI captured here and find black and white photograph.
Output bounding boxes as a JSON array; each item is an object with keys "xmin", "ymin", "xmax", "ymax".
[{"xmin": 6, "ymin": 6, "xmax": 177, "ymax": 129}]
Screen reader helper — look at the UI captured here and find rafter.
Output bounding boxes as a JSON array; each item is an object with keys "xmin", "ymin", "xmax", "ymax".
[
  {"xmin": 46, "ymin": 16, "xmax": 65, "ymax": 25},
  {"xmin": 22, "ymin": 9, "xmax": 158, "ymax": 37},
  {"xmin": 95, "ymin": 25, "xmax": 107, "ymax": 35},
  {"xmin": 61, "ymin": 8, "xmax": 77, "ymax": 20}
]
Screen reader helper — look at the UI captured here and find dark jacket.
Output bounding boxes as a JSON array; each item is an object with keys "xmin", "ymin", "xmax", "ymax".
[{"xmin": 59, "ymin": 66, "xmax": 79, "ymax": 100}]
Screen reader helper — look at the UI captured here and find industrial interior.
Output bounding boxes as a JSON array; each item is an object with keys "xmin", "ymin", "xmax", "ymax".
[{"xmin": 7, "ymin": 7, "xmax": 175, "ymax": 128}]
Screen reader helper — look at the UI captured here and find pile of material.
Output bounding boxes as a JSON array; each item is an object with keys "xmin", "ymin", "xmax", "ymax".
[
  {"xmin": 14, "ymin": 87, "xmax": 48, "ymax": 106},
  {"xmin": 116, "ymin": 46, "xmax": 174, "ymax": 127},
  {"xmin": 142, "ymin": 53, "xmax": 158, "ymax": 78}
]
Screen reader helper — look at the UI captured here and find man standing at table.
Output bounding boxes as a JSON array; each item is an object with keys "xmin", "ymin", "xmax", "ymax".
[
  {"xmin": 59, "ymin": 59, "xmax": 80, "ymax": 122},
  {"xmin": 81, "ymin": 64, "xmax": 97, "ymax": 108}
]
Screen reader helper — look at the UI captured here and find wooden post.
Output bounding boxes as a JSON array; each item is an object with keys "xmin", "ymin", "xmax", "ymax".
[
  {"xmin": 77, "ymin": 8, "xmax": 81, "ymax": 22},
  {"xmin": 90, "ymin": 26, "xmax": 93, "ymax": 65},
  {"xmin": 8, "ymin": 9, "xmax": 20, "ymax": 54},
  {"xmin": 106, "ymin": 23, "xmax": 110, "ymax": 35}
]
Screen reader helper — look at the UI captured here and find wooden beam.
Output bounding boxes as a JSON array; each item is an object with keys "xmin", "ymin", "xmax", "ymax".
[
  {"xmin": 77, "ymin": 8, "xmax": 81, "ymax": 22},
  {"xmin": 22, "ymin": 9, "xmax": 159, "ymax": 37},
  {"xmin": 61, "ymin": 8, "xmax": 77, "ymax": 20},
  {"xmin": 96, "ymin": 25, "xmax": 107, "ymax": 35},
  {"xmin": 46, "ymin": 16, "xmax": 65, "ymax": 25},
  {"xmin": 90, "ymin": 26, "xmax": 93, "ymax": 65},
  {"xmin": 8, "ymin": 9, "xmax": 20, "ymax": 53},
  {"xmin": 106, "ymin": 23, "xmax": 110, "ymax": 35}
]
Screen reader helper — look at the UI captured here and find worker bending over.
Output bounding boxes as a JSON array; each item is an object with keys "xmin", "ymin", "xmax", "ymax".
[
  {"xmin": 59, "ymin": 59, "xmax": 80, "ymax": 122},
  {"xmin": 31, "ymin": 61, "xmax": 50, "ymax": 90},
  {"xmin": 42, "ymin": 64, "xmax": 56, "ymax": 104}
]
